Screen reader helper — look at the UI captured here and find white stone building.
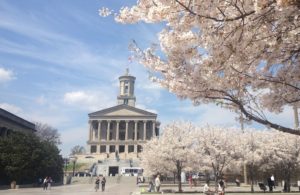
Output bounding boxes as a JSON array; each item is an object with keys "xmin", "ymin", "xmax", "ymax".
[{"xmin": 84, "ymin": 70, "xmax": 159, "ymax": 176}]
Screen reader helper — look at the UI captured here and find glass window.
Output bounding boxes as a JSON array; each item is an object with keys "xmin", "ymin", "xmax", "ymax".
[
  {"xmin": 109, "ymin": 145, "xmax": 115, "ymax": 153},
  {"xmin": 128, "ymin": 145, "xmax": 134, "ymax": 153},
  {"xmin": 91, "ymin": 145, "xmax": 97, "ymax": 153},
  {"xmin": 100, "ymin": 145, "xmax": 106, "ymax": 153}
]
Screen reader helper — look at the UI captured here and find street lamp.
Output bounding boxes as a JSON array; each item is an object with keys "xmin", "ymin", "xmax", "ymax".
[
  {"xmin": 64, "ymin": 158, "xmax": 69, "ymax": 176},
  {"xmin": 69, "ymin": 156, "xmax": 78, "ymax": 177}
]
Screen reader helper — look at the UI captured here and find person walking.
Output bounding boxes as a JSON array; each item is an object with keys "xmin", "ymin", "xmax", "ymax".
[
  {"xmin": 148, "ymin": 180, "xmax": 154, "ymax": 192},
  {"xmin": 267, "ymin": 177, "xmax": 273, "ymax": 192},
  {"xmin": 101, "ymin": 176, "xmax": 106, "ymax": 192},
  {"xmin": 95, "ymin": 177, "xmax": 100, "ymax": 192},
  {"xmin": 270, "ymin": 174, "xmax": 275, "ymax": 189},
  {"xmin": 43, "ymin": 177, "xmax": 48, "ymax": 190},
  {"xmin": 155, "ymin": 175, "xmax": 161, "ymax": 192},
  {"xmin": 188, "ymin": 175, "xmax": 193, "ymax": 188},
  {"xmin": 47, "ymin": 177, "xmax": 52, "ymax": 190}
]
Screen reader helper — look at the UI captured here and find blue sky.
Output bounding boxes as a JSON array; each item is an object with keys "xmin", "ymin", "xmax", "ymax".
[{"xmin": 0, "ymin": 0, "xmax": 295, "ymax": 157}]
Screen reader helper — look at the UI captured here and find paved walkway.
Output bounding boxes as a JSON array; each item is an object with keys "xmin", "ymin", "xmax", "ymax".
[
  {"xmin": 1, "ymin": 182, "xmax": 300, "ymax": 195},
  {"xmin": 0, "ymin": 182, "xmax": 139, "ymax": 195}
]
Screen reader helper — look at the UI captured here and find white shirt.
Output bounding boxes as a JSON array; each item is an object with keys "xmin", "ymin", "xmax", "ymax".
[{"xmin": 155, "ymin": 177, "xmax": 161, "ymax": 187}]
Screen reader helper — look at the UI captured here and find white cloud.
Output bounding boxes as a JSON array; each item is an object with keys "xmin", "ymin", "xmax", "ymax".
[
  {"xmin": 0, "ymin": 67, "xmax": 15, "ymax": 84},
  {"xmin": 63, "ymin": 90, "xmax": 115, "ymax": 111},
  {"xmin": 196, "ymin": 105, "xmax": 238, "ymax": 127},
  {"xmin": 136, "ymin": 104, "xmax": 157, "ymax": 114},
  {"xmin": 0, "ymin": 102, "xmax": 22, "ymax": 115},
  {"xmin": 36, "ymin": 95, "xmax": 47, "ymax": 105}
]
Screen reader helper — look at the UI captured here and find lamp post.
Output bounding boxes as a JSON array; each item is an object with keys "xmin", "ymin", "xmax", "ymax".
[
  {"xmin": 64, "ymin": 158, "xmax": 69, "ymax": 176},
  {"xmin": 70, "ymin": 156, "xmax": 77, "ymax": 177}
]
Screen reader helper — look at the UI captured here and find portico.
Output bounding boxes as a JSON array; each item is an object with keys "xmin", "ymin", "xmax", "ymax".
[{"xmin": 86, "ymin": 69, "xmax": 159, "ymax": 160}]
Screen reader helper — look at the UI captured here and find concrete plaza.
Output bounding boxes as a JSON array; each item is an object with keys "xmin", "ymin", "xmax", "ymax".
[
  {"xmin": 0, "ymin": 182, "xmax": 139, "ymax": 195},
  {"xmin": 1, "ymin": 181, "xmax": 300, "ymax": 195}
]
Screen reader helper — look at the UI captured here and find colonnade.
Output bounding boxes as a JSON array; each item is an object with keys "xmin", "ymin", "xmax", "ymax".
[
  {"xmin": 88, "ymin": 120, "xmax": 156, "ymax": 142},
  {"xmin": 88, "ymin": 120, "xmax": 157, "ymax": 155}
]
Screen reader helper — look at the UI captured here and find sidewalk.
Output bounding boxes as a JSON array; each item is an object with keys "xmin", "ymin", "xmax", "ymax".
[{"xmin": 133, "ymin": 183, "xmax": 300, "ymax": 195}]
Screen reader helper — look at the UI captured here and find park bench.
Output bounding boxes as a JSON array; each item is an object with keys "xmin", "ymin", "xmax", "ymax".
[{"xmin": 258, "ymin": 182, "xmax": 267, "ymax": 192}]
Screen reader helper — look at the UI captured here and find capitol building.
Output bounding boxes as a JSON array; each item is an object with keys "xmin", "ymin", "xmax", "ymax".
[{"xmin": 81, "ymin": 69, "xmax": 160, "ymax": 176}]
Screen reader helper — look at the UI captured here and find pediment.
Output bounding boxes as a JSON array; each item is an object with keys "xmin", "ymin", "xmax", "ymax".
[
  {"xmin": 104, "ymin": 108, "xmax": 144, "ymax": 116},
  {"xmin": 89, "ymin": 104, "xmax": 156, "ymax": 118}
]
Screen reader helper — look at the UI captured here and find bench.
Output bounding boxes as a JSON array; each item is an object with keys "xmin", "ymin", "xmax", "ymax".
[{"xmin": 258, "ymin": 182, "xmax": 267, "ymax": 192}]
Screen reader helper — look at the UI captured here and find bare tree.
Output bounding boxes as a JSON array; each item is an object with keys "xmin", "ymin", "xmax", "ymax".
[
  {"xmin": 35, "ymin": 122, "xmax": 61, "ymax": 145},
  {"xmin": 70, "ymin": 145, "xmax": 86, "ymax": 155}
]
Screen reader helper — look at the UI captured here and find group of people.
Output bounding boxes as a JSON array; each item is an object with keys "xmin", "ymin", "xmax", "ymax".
[
  {"xmin": 203, "ymin": 179, "xmax": 225, "ymax": 195},
  {"xmin": 148, "ymin": 175, "xmax": 161, "ymax": 192},
  {"xmin": 42, "ymin": 176, "xmax": 53, "ymax": 190},
  {"xmin": 94, "ymin": 176, "xmax": 106, "ymax": 192},
  {"xmin": 188, "ymin": 175, "xmax": 198, "ymax": 188}
]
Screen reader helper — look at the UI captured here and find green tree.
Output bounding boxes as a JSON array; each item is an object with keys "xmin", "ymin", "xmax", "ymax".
[{"xmin": 0, "ymin": 131, "xmax": 63, "ymax": 185}]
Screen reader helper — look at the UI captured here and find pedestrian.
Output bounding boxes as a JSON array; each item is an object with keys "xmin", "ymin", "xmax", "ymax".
[
  {"xmin": 43, "ymin": 177, "xmax": 48, "ymax": 190},
  {"xmin": 267, "ymin": 177, "xmax": 273, "ymax": 192},
  {"xmin": 203, "ymin": 183, "xmax": 213, "ymax": 195},
  {"xmin": 47, "ymin": 177, "xmax": 52, "ymax": 190},
  {"xmin": 148, "ymin": 180, "xmax": 154, "ymax": 192},
  {"xmin": 235, "ymin": 178, "xmax": 240, "ymax": 187},
  {"xmin": 155, "ymin": 175, "xmax": 161, "ymax": 192},
  {"xmin": 101, "ymin": 176, "xmax": 106, "ymax": 192},
  {"xmin": 270, "ymin": 174, "xmax": 275, "ymax": 189},
  {"xmin": 219, "ymin": 179, "xmax": 225, "ymax": 194},
  {"xmin": 218, "ymin": 184, "xmax": 224, "ymax": 195},
  {"xmin": 188, "ymin": 175, "xmax": 193, "ymax": 188},
  {"xmin": 95, "ymin": 176, "xmax": 100, "ymax": 192}
]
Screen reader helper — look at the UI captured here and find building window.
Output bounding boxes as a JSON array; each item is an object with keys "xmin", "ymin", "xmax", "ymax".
[
  {"xmin": 137, "ymin": 145, "xmax": 143, "ymax": 153},
  {"xmin": 128, "ymin": 145, "xmax": 134, "ymax": 153},
  {"xmin": 109, "ymin": 145, "xmax": 115, "ymax": 153},
  {"xmin": 119, "ymin": 131, "xmax": 125, "ymax": 140},
  {"xmin": 125, "ymin": 86, "xmax": 129, "ymax": 94},
  {"xmin": 124, "ymin": 99, "xmax": 128, "ymax": 105},
  {"xmin": 100, "ymin": 145, "xmax": 106, "ymax": 153},
  {"xmin": 91, "ymin": 145, "xmax": 97, "ymax": 153},
  {"xmin": 119, "ymin": 145, "xmax": 125, "ymax": 153}
]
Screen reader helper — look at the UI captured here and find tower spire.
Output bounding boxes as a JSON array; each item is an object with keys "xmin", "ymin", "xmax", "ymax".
[{"xmin": 117, "ymin": 70, "xmax": 136, "ymax": 107}]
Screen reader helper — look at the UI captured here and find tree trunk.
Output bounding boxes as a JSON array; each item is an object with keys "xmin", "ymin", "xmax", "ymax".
[
  {"xmin": 250, "ymin": 163, "xmax": 254, "ymax": 193},
  {"xmin": 173, "ymin": 172, "xmax": 176, "ymax": 184},
  {"xmin": 176, "ymin": 160, "xmax": 182, "ymax": 192}
]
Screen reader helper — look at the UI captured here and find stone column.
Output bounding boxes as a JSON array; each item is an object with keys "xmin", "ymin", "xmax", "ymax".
[
  {"xmin": 143, "ymin": 120, "xmax": 147, "ymax": 140},
  {"xmin": 107, "ymin": 120, "xmax": 111, "ymax": 141},
  {"xmin": 98, "ymin": 120, "xmax": 101, "ymax": 141},
  {"xmin": 125, "ymin": 144, "xmax": 128, "ymax": 157},
  {"xmin": 88, "ymin": 120, "xmax": 92, "ymax": 141},
  {"xmin": 134, "ymin": 121, "xmax": 138, "ymax": 140},
  {"xmin": 152, "ymin": 121, "xmax": 156, "ymax": 138},
  {"xmin": 116, "ymin": 120, "xmax": 120, "ymax": 141},
  {"xmin": 125, "ymin": 120, "xmax": 129, "ymax": 140},
  {"xmin": 134, "ymin": 144, "xmax": 137, "ymax": 153}
]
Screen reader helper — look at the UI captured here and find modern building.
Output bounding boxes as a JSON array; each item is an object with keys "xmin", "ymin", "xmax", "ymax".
[
  {"xmin": 0, "ymin": 108, "xmax": 35, "ymax": 137},
  {"xmin": 85, "ymin": 70, "xmax": 160, "ymax": 176}
]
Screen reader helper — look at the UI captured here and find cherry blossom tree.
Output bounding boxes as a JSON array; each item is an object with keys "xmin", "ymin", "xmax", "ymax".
[
  {"xmin": 141, "ymin": 121, "xmax": 196, "ymax": 192},
  {"xmin": 100, "ymin": 0, "xmax": 300, "ymax": 135},
  {"xmin": 192, "ymin": 126, "xmax": 242, "ymax": 190},
  {"xmin": 241, "ymin": 130, "xmax": 271, "ymax": 192},
  {"xmin": 266, "ymin": 131, "xmax": 300, "ymax": 192}
]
